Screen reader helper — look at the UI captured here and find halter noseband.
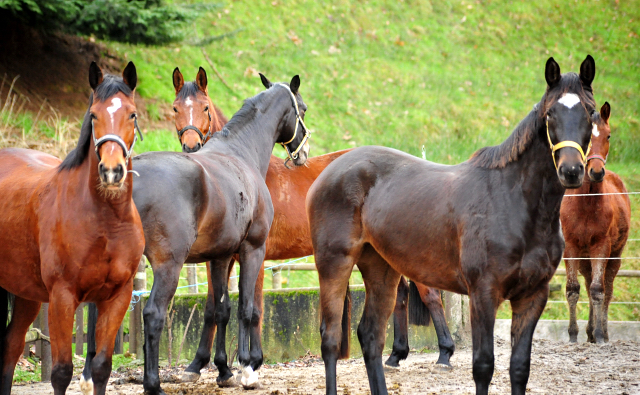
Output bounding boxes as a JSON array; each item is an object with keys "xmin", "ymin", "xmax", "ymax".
[
  {"xmin": 92, "ymin": 116, "xmax": 143, "ymax": 166},
  {"xmin": 176, "ymin": 108, "xmax": 213, "ymax": 145},
  {"xmin": 274, "ymin": 83, "xmax": 311, "ymax": 164},
  {"xmin": 546, "ymin": 117, "xmax": 591, "ymax": 170},
  {"xmin": 587, "ymin": 153, "xmax": 607, "ymax": 164}
]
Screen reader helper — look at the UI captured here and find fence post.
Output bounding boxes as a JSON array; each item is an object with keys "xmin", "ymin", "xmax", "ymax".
[
  {"xmin": 443, "ymin": 292, "xmax": 471, "ymax": 345},
  {"xmin": 39, "ymin": 304, "xmax": 52, "ymax": 382},
  {"xmin": 229, "ymin": 262, "xmax": 238, "ymax": 292},
  {"xmin": 114, "ymin": 324, "xmax": 124, "ymax": 354},
  {"xmin": 75, "ymin": 303, "xmax": 84, "ymax": 356},
  {"xmin": 272, "ymin": 268, "xmax": 282, "ymax": 290},
  {"xmin": 187, "ymin": 265, "xmax": 198, "ymax": 293},
  {"xmin": 130, "ymin": 256, "xmax": 147, "ymax": 357}
]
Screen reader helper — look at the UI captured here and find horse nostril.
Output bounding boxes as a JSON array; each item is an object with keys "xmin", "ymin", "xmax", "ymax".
[
  {"xmin": 99, "ymin": 163, "xmax": 106, "ymax": 175},
  {"xmin": 114, "ymin": 164, "xmax": 124, "ymax": 182},
  {"xmin": 578, "ymin": 163, "xmax": 584, "ymax": 173},
  {"xmin": 182, "ymin": 143, "xmax": 188, "ymax": 152},
  {"xmin": 196, "ymin": 142, "xmax": 202, "ymax": 151}
]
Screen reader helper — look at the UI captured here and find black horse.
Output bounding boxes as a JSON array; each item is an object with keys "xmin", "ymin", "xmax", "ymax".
[
  {"xmin": 82, "ymin": 75, "xmax": 310, "ymax": 395},
  {"xmin": 307, "ymin": 56, "xmax": 596, "ymax": 395}
]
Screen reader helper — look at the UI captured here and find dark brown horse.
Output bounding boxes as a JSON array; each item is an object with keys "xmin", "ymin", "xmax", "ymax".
[
  {"xmin": 562, "ymin": 102, "xmax": 631, "ymax": 344},
  {"xmin": 307, "ymin": 56, "xmax": 597, "ymax": 395},
  {"xmin": 0, "ymin": 62, "xmax": 144, "ymax": 395}
]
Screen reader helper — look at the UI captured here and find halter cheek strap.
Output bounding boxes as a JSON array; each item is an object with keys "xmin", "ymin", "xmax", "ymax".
[
  {"xmin": 92, "ymin": 116, "xmax": 143, "ymax": 166},
  {"xmin": 546, "ymin": 119, "xmax": 591, "ymax": 170},
  {"xmin": 274, "ymin": 83, "xmax": 311, "ymax": 164}
]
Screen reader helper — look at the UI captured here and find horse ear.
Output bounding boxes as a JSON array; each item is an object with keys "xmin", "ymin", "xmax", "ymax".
[
  {"xmin": 600, "ymin": 101, "xmax": 610, "ymax": 124},
  {"xmin": 290, "ymin": 75, "xmax": 300, "ymax": 94},
  {"xmin": 545, "ymin": 57, "xmax": 561, "ymax": 88},
  {"xmin": 122, "ymin": 61, "xmax": 137, "ymax": 92},
  {"xmin": 173, "ymin": 67, "xmax": 184, "ymax": 94},
  {"xmin": 196, "ymin": 67, "xmax": 208, "ymax": 92},
  {"xmin": 259, "ymin": 73, "xmax": 272, "ymax": 89},
  {"xmin": 579, "ymin": 55, "xmax": 596, "ymax": 88},
  {"xmin": 89, "ymin": 61, "xmax": 103, "ymax": 91}
]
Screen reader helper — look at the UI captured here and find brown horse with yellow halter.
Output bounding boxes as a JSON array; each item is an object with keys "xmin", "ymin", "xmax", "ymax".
[
  {"xmin": 561, "ymin": 102, "xmax": 630, "ymax": 344},
  {"xmin": 307, "ymin": 55, "xmax": 597, "ymax": 395},
  {"xmin": 0, "ymin": 62, "xmax": 144, "ymax": 395}
]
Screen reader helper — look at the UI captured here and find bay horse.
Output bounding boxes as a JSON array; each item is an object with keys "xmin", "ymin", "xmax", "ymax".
[
  {"xmin": 562, "ymin": 102, "xmax": 631, "ymax": 344},
  {"xmin": 0, "ymin": 62, "xmax": 145, "ymax": 395},
  {"xmin": 307, "ymin": 55, "xmax": 597, "ymax": 395},
  {"xmin": 91, "ymin": 73, "xmax": 309, "ymax": 395}
]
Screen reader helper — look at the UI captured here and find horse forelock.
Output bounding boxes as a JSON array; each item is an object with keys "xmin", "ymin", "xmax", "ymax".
[
  {"xmin": 469, "ymin": 72, "xmax": 594, "ymax": 169},
  {"xmin": 176, "ymin": 81, "xmax": 202, "ymax": 101}
]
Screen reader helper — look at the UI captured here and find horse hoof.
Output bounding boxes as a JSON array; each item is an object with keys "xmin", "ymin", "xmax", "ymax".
[
  {"xmin": 181, "ymin": 371, "xmax": 201, "ymax": 383},
  {"xmin": 79, "ymin": 376, "xmax": 93, "ymax": 395},
  {"xmin": 384, "ymin": 358, "xmax": 401, "ymax": 368},
  {"xmin": 384, "ymin": 364, "xmax": 401, "ymax": 373},
  {"xmin": 239, "ymin": 366, "xmax": 260, "ymax": 389},
  {"xmin": 217, "ymin": 374, "xmax": 238, "ymax": 387},
  {"xmin": 434, "ymin": 363, "xmax": 453, "ymax": 371}
]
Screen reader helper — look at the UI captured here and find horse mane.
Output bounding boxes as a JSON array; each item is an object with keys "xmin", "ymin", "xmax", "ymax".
[
  {"xmin": 215, "ymin": 91, "xmax": 267, "ymax": 139},
  {"xmin": 176, "ymin": 81, "xmax": 200, "ymax": 100},
  {"xmin": 469, "ymin": 72, "xmax": 595, "ymax": 169},
  {"xmin": 59, "ymin": 75, "xmax": 133, "ymax": 171}
]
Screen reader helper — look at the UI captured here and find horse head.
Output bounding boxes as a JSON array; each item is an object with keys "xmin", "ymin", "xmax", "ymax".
[
  {"xmin": 89, "ymin": 61, "xmax": 141, "ymax": 192},
  {"xmin": 543, "ymin": 55, "xmax": 596, "ymax": 188},
  {"xmin": 259, "ymin": 73, "xmax": 310, "ymax": 167},
  {"xmin": 586, "ymin": 102, "xmax": 611, "ymax": 183},
  {"xmin": 173, "ymin": 67, "xmax": 216, "ymax": 153}
]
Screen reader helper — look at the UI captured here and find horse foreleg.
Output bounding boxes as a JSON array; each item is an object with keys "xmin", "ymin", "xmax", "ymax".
[
  {"xmin": 236, "ymin": 243, "xmax": 265, "ymax": 389},
  {"xmin": 47, "ymin": 287, "xmax": 79, "ymax": 395},
  {"xmin": 469, "ymin": 287, "xmax": 500, "ymax": 395},
  {"xmin": 509, "ymin": 285, "xmax": 548, "ymax": 395},
  {"xmin": 249, "ymin": 261, "xmax": 265, "ymax": 372},
  {"xmin": 0, "ymin": 295, "xmax": 41, "ymax": 395},
  {"xmin": 385, "ymin": 276, "xmax": 409, "ymax": 368},
  {"xmin": 602, "ymin": 254, "xmax": 621, "ymax": 343},
  {"xmin": 142, "ymin": 261, "xmax": 183, "ymax": 395},
  {"xmin": 587, "ymin": 252, "xmax": 609, "ymax": 345},
  {"xmin": 91, "ymin": 282, "xmax": 134, "ymax": 395},
  {"xmin": 564, "ymin": 250, "xmax": 581, "ymax": 343},
  {"xmin": 357, "ymin": 253, "xmax": 401, "ymax": 395},
  {"xmin": 417, "ymin": 284, "xmax": 455, "ymax": 367}
]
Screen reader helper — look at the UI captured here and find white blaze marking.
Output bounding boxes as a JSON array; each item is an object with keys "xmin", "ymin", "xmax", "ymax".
[
  {"xmin": 558, "ymin": 93, "xmax": 581, "ymax": 109},
  {"xmin": 592, "ymin": 123, "xmax": 600, "ymax": 137},
  {"xmin": 185, "ymin": 97, "xmax": 194, "ymax": 124},
  {"xmin": 107, "ymin": 98, "xmax": 122, "ymax": 129}
]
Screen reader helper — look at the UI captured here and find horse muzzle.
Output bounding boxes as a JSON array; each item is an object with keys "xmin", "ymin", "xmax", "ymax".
[
  {"xmin": 98, "ymin": 162, "xmax": 126, "ymax": 189},
  {"xmin": 557, "ymin": 161, "xmax": 585, "ymax": 189}
]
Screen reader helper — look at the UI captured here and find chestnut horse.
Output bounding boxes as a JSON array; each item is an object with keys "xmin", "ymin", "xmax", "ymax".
[
  {"xmin": 307, "ymin": 56, "xmax": 597, "ymax": 395},
  {"xmin": 0, "ymin": 62, "xmax": 144, "ymax": 395},
  {"xmin": 562, "ymin": 102, "xmax": 630, "ymax": 344}
]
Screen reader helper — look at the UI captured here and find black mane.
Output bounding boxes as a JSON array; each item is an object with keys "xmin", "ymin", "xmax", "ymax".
[
  {"xmin": 469, "ymin": 72, "xmax": 595, "ymax": 169},
  {"xmin": 59, "ymin": 75, "xmax": 133, "ymax": 171}
]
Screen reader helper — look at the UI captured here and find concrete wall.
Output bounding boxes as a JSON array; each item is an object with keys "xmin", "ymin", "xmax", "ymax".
[{"xmin": 147, "ymin": 286, "xmax": 440, "ymax": 364}]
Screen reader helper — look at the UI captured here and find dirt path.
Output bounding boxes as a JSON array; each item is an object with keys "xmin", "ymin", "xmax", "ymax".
[{"xmin": 12, "ymin": 337, "xmax": 640, "ymax": 394}]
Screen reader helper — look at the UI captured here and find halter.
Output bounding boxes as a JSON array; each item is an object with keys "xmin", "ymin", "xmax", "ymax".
[
  {"xmin": 587, "ymin": 153, "xmax": 607, "ymax": 164},
  {"xmin": 176, "ymin": 108, "xmax": 213, "ymax": 145},
  {"xmin": 274, "ymin": 83, "xmax": 311, "ymax": 164},
  {"xmin": 92, "ymin": 116, "xmax": 143, "ymax": 166},
  {"xmin": 546, "ymin": 118, "xmax": 591, "ymax": 170}
]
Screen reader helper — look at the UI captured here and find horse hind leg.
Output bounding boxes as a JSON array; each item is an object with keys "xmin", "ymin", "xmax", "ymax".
[
  {"xmin": 81, "ymin": 303, "xmax": 98, "ymax": 394},
  {"xmin": 417, "ymin": 284, "xmax": 455, "ymax": 368},
  {"xmin": 248, "ymin": 261, "xmax": 265, "ymax": 372},
  {"xmin": 357, "ymin": 247, "xmax": 401, "ymax": 395},
  {"xmin": 385, "ymin": 277, "xmax": 409, "ymax": 368},
  {"xmin": 0, "ymin": 292, "xmax": 41, "ymax": 395},
  {"xmin": 602, "ymin": 253, "xmax": 622, "ymax": 343}
]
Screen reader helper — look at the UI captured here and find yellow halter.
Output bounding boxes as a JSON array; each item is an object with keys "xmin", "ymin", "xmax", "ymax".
[
  {"xmin": 275, "ymin": 83, "xmax": 311, "ymax": 163},
  {"xmin": 546, "ymin": 120, "xmax": 591, "ymax": 170}
]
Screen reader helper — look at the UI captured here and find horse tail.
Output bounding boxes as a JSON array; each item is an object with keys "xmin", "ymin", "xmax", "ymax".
[
  {"xmin": 339, "ymin": 285, "xmax": 352, "ymax": 359},
  {"xmin": 408, "ymin": 280, "xmax": 431, "ymax": 327},
  {"xmin": 0, "ymin": 287, "xmax": 8, "ymax": 386}
]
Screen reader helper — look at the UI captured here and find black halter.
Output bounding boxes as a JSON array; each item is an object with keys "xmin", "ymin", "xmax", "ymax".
[
  {"xmin": 176, "ymin": 109, "xmax": 213, "ymax": 144},
  {"xmin": 92, "ymin": 117, "xmax": 143, "ymax": 166}
]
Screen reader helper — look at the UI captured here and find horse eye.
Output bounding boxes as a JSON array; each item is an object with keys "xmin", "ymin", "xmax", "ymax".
[
  {"xmin": 130, "ymin": 113, "xmax": 136, "ymax": 120},
  {"xmin": 204, "ymin": 106, "xmax": 209, "ymax": 112},
  {"xmin": 607, "ymin": 135, "xmax": 610, "ymax": 141},
  {"xmin": 90, "ymin": 113, "xmax": 97, "ymax": 120},
  {"xmin": 173, "ymin": 107, "xmax": 178, "ymax": 113}
]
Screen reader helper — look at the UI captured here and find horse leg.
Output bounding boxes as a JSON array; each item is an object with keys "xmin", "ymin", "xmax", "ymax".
[
  {"xmin": 385, "ymin": 276, "xmax": 409, "ymax": 368},
  {"xmin": 91, "ymin": 282, "xmax": 134, "ymax": 395},
  {"xmin": 236, "ymin": 243, "xmax": 265, "ymax": 389},
  {"xmin": 357, "ymin": 250, "xmax": 401, "ymax": 395},
  {"xmin": 0, "ymin": 295, "xmax": 41, "ymax": 395},
  {"xmin": 210, "ymin": 257, "xmax": 235, "ymax": 386},
  {"xmin": 587, "ymin": 249, "xmax": 609, "ymax": 345},
  {"xmin": 248, "ymin": 261, "xmax": 265, "ymax": 372},
  {"xmin": 81, "ymin": 303, "xmax": 98, "ymax": 393},
  {"xmin": 47, "ymin": 287, "xmax": 79, "ymax": 395},
  {"xmin": 143, "ymin": 260, "xmax": 185, "ymax": 395},
  {"xmin": 602, "ymin": 253, "xmax": 621, "ymax": 343},
  {"xmin": 468, "ymin": 287, "xmax": 500, "ymax": 395},
  {"xmin": 417, "ymin": 284, "xmax": 455, "ymax": 367},
  {"xmin": 581, "ymin": 263, "xmax": 595, "ymax": 342},
  {"xmin": 564, "ymin": 248, "xmax": 581, "ymax": 343},
  {"xmin": 509, "ymin": 285, "xmax": 548, "ymax": 395}
]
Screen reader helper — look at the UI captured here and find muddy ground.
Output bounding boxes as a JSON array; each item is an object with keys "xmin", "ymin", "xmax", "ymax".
[{"xmin": 13, "ymin": 337, "xmax": 640, "ymax": 394}]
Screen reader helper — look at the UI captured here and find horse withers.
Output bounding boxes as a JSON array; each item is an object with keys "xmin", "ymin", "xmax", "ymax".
[
  {"xmin": 0, "ymin": 62, "xmax": 144, "ymax": 395},
  {"xmin": 307, "ymin": 55, "xmax": 597, "ymax": 395},
  {"xmin": 562, "ymin": 102, "xmax": 631, "ymax": 344}
]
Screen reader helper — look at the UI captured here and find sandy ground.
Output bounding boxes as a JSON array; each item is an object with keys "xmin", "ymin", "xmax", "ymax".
[{"xmin": 12, "ymin": 337, "xmax": 640, "ymax": 394}]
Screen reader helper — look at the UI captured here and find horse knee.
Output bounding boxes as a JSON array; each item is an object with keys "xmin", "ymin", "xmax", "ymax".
[
  {"xmin": 472, "ymin": 359, "xmax": 494, "ymax": 384},
  {"xmin": 143, "ymin": 306, "xmax": 166, "ymax": 335},
  {"xmin": 589, "ymin": 284, "xmax": 604, "ymax": 303},
  {"xmin": 51, "ymin": 362, "xmax": 74, "ymax": 392},
  {"xmin": 566, "ymin": 283, "xmax": 580, "ymax": 301},
  {"xmin": 509, "ymin": 362, "xmax": 530, "ymax": 388}
]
